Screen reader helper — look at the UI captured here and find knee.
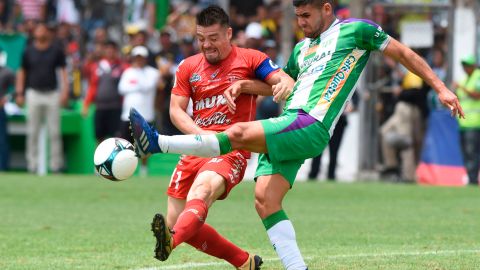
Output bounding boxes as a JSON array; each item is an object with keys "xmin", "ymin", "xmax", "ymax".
[
  {"xmin": 254, "ymin": 190, "xmax": 281, "ymax": 219},
  {"xmin": 225, "ymin": 123, "xmax": 246, "ymax": 145}
]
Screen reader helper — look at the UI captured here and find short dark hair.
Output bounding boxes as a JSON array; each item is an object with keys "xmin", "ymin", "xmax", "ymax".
[
  {"xmin": 293, "ymin": 0, "xmax": 333, "ymax": 8},
  {"xmin": 196, "ymin": 5, "xmax": 229, "ymax": 27},
  {"xmin": 104, "ymin": 40, "xmax": 118, "ymax": 49}
]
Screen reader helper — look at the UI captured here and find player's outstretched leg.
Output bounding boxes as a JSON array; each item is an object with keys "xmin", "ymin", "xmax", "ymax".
[
  {"xmin": 129, "ymin": 108, "xmax": 231, "ymax": 158},
  {"xmin": 151, "ymin": 213, "xmax": 173, "ymax": 261},
  {"xmin": 129, "ymin": 108, "xmax": 162, "ymax": 158}
]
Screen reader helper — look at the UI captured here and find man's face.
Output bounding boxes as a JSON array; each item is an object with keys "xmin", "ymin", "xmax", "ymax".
[
  {"xmin": 196, "ymin": 23, "xmax": 232, "ymax": 64},
  {"xmin": 462, "ymin": 64, "xmax": 475, "ymax": 75},
  {"xmin": 295, "ymin": 3, "xmax": 330, "ymax": 39}
]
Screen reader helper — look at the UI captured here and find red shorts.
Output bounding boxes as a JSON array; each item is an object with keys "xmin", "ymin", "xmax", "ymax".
[{"xmin": 166, "ymin": 151, "xmax": 248, "ymax": 200}]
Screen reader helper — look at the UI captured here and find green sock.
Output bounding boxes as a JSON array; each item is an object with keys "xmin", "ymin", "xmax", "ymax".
[
  {"xmin": 262, "ymin": 210, "xmax": 289, "ymax": 230},
  {"xmin": 215, "ymin": 132, "xmax": 232, "ymax": 155}
]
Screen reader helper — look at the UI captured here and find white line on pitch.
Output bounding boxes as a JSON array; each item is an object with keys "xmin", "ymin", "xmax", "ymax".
[{"xmin": 135, "ymin": 249, "xmax": 480, "ymax": 270}]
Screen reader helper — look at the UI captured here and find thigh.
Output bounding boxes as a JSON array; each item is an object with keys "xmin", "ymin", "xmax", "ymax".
[
  {"xmin": 166, "ymin": 155, "xmax": 205, "ymax": 200},
  {"xmin": 255, "ymin": 153, "xmax": 304, "ymax": 186},
  {"xmin": 194, "ymin": 151, "xmax": 248, "ymax": 201},
  {"xmin": 261, "ymin": 110, "xmax": 330, "ymax": 162}
]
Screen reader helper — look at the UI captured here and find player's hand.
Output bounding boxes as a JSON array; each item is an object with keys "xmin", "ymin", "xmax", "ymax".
[
  {"xmin": 272, "ymin": 77, "xmax": 293, "ymax": 103},
  {"xmin": 224, "ymin": 81, "xmax": 243, "ymax": 113},
  {"xmin": 81, "ymin": 105, "xmax": 89, "ymax": 117},
  {"xmin": 60, "ymin": 90, "xmax": 69, "ymax": 107},
  {"xmin": 15, "ymin": 94, "xmax": 24, "ymax": 107},
  {"xmin": 438, "ymin": 89, "xmax": 465, "ymax": 118}
]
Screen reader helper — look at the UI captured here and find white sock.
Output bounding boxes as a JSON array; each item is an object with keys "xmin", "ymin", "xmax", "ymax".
[
  {"xmin": 158, "ymin": 134, "xmax": 221, "ymax": 157},
  {"xmin": 267, "ymin": 220, "xmax": 307, "ymax": 270}
]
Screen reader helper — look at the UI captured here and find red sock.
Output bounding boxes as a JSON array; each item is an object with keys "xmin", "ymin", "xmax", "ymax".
[
  {"xmin": 186, "ymin": 223, "xmax": 249, "ymax": 267},
  {"xmin": 172, "ymin": 199, "xmax": 208, "ymax": 248}
]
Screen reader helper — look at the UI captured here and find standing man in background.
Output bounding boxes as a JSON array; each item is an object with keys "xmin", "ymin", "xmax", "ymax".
[
  {"xmin": 454, "ymin": 55, "xmax": 480, "ymax": 185},
  {"xmin": 119, "ymin": 45, "xmax": 161, "ymax": 177},
  {"xmin": 82, "ymin": 41, "xmax": 126, "ymax": 143},
  {"xmin": 15, "ymin": 23, "xmax": 69, "ymax": 174}
]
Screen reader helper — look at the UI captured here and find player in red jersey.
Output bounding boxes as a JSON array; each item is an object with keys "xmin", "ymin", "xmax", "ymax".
[{"xmin": 149, "ymin": 5, "xmax": 294, "ymax": 270}]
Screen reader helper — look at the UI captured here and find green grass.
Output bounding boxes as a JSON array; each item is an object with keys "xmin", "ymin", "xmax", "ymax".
[{"xmin": 0, "ymin": 173, "xmax": 479, "ymax": 270}]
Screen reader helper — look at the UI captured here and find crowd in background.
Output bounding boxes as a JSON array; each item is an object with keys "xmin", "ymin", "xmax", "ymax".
[{"xmin": 0, "ymin": 0, "xmax": 477, "ymax": 184}]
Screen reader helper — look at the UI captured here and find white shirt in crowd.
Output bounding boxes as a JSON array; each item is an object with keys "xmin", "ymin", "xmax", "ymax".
[{"xmin": 119, "ymin": 65, "xmax": 160, "ymax": 122}]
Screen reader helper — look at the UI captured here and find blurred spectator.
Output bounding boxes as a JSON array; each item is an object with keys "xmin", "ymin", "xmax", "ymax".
[
  {"xmin": 255, "ymin": 39, "xmax": 281, "ymax": 121},
  {"xmin": 179, "ymin": 35, "xmax": 196, "ymax": 59},
  {"xmin": 0, "ymin": 0, "xmax": 14, "ymax": 31},
  {"xmin": 56, "ymin": 0, "xmax": 80, "ymax": 25},
  {"xmin": 119, "ymin": 45, "xmax": 160, "ymax": 176},
  {"xmin": 245, "ymin": 21, "xmax": 264, "ymax": 49},
  {"xmin": 426, "ymin": 49, "xmax": 447, "ymax": 111},
  {"xmin": 122, "ymin": 0, "xmax": 147, "ymax": 27},
  {"xmin": 154, "ymin": 30, "xmax": 181, "ymax": 135},
  {"xmin": 166, "ymin": 1, "xmax": 197, "ymax": 41},
  {"xmin": 82, "ymin": 40, "xmax": 126, "ymax": 143},
  {"xmin": 124, "ymin": 29, "xmax": 156, "ymax": 66},
  {"xmin": 15, "ymin": 23, "xmax": 69, "ymax": 173},
  {"xmin": 14, "ymin": 0, "xmax": 46, "ymax": 22},
  {"xmin": 147, "ymin": 0, "xmax": 169, "ymax": 34},
  {"xmin": 453, "ymin": 55, "xmax": 480, "ymax": 185},
  {"xmin": 0, "ymin": 54, "xmax": 15, "ymax": 171},
  {"xmin": 229, "ymin": 0, "xmax": 263, "ymax": 32},
  {"xmin": 380, "ymin": 61, "xmax": 428, "ymax": 182},
  {"xmin": 257, "ymin": 0, "xmax": 281, "ymax": 42}
]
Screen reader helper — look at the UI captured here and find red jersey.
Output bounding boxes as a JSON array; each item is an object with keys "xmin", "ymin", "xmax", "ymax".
[{"xmin": 172, "ymin": 46, "xmax": 279, "ymax": 132}]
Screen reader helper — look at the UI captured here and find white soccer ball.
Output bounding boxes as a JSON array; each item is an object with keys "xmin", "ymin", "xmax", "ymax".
[{"xmin": 94, "ymin": 137, "xmax": 138, "ymax": 181}]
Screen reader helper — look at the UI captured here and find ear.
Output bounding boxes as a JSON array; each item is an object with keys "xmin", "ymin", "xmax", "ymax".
[
  {"xmin": 227, "ymin": 27, "xmax": 233, "ymax": 40},
  {"xmin": 323, "ymin": 2, "xmax": 334, "ymax": 16}
]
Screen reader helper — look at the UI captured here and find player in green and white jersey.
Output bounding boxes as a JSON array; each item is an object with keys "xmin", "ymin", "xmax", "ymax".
[{"xmin": 130, "ymin": 1, "xmax": 464, "ymax": 269}]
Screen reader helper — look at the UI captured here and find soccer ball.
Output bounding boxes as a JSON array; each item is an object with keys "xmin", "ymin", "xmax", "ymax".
[{"xmin": 94, "ymin": 137, "xmax": 138, "ymax": 181}]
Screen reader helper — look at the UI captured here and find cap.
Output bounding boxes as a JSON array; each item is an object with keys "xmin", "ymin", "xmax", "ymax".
[
  {"xmin": 245, "ymin": 22, "xmax": 263, "ymax": 39},
  {"xmin": 461, "ymin": 54, "xmax": 476, "ymax": 66},
  {"xmin": 131, "ymin": 46, "xmax": 148, "ymax": 57}
]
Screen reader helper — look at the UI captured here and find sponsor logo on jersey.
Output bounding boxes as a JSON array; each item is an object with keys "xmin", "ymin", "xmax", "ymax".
[
  {"xmin": 300, "ymin": 50, "xmax": 332, "ymax": 70},
  {"xmin": 194, "ymin": 112, "xmax": 231, "ymax": 127},
  {"xmin": 195, "ymin": 94, "xmax": 227, "ymax": 110},
  {"xmin": 323, "ymin": 52, "xmax": 359, "ymax": 102},
  {"xmin": 211, "ymin": 69, "xmax": 220, "ymax": 79},
  {"xmin": 189, "ymin": 73, "xmax": 201, "ymax": 83}
]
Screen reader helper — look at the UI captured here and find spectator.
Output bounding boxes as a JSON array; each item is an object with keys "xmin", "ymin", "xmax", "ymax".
[
  {"xmin": 14, "ymin": 0, "xmax": 46, "ymax": 22},
  {"xmin": 453, "ymin": 55, "xmax": 480, "ymax": 185},
  {"xmin": 154, "ymin": 30, "xmax": 181, "ymax": 135},
  {"xmin": 0, "ymin": 55, "xmax": 15, "ymax": 171},
  {"xmin": 146, "ymin": 0, "xmax": 169, "ymax": 34},
  {"xmin": 118, "ymin": 45, "xmax": 160, "ymax": 176},
  {"xmin": 255, "ymin": 39, "xmax": 281, "ymax": 120},
  {"xmin": 380, "ymin": 63, "xmax": 428, "ymax": 182},
  {"xmin": 244, "ymin": 21, "xmax": 264, "ymax": 49},
  {"xmin": 15, "ymin": 23, "xmax": 69, "ymax": 173},
  {"xmin": 82, "ymin": 40, "xmax": 126, "ymax": 143}
]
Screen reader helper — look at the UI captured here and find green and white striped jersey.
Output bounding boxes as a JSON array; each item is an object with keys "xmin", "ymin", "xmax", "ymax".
[{"xmin": 283, "ymin": 18, "xmax": 390, "ymax": 135}]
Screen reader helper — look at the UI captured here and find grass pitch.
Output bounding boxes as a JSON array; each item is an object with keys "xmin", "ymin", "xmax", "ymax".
[{"xmin": 0, "ymin": 173, "xmax": 479, "ymax": 270}]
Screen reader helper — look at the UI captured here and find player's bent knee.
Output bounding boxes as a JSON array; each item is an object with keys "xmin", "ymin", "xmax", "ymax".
[{"xmin": 225, "ymin": 123, "xmax": 245, "ymax": 143}]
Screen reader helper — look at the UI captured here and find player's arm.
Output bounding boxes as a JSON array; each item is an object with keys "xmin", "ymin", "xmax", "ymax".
[
  {"xmin": 170, "ymin": 94, "xmax": 214, "ymax": 135},
  {"xmin": 224, "ymin": 70, "xmax": 294, "ymax": 113},
  {"xmin": 383, "ymin": 38, "xmax": 464, "ymax": 118}
]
